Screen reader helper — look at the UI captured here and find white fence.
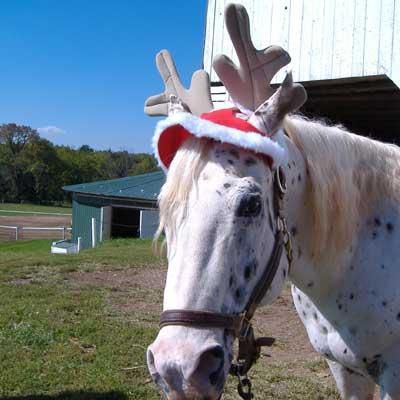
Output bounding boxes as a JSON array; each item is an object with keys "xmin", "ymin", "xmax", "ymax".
[{"xmin": 0, "ymin": 225, "xmax": 72, "ymax": 241}]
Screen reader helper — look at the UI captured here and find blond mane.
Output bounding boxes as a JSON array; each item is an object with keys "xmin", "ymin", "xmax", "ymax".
[
  {"xmin": 156, "ymin": 116, "xmax": 400, "ymax": 263},
  {"xmin": 284, "ymin": 115, "xmax": 400, "ymax": 261}
]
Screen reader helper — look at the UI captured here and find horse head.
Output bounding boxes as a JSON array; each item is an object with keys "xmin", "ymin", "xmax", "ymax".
[{"xmin": 144, "ymin": 4, "xmax": 307, "ymax": 399}]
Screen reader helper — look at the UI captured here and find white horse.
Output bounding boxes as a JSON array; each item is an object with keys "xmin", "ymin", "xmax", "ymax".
[{"xmin": 144, "ymin": 4, "xmax": 400, "ymax": 400}]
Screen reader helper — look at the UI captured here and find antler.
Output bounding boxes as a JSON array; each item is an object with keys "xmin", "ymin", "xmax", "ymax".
[
  {"xmin": 213, "ymin": 3, "xmax": 291, "ymax": 111},
  {"xmin": 144, "ymin": 50, "xmax": 213, "ymax": 117},
  {"xmin": 248, "ymin": 72, "xmax": 307, "ymax": 134}
]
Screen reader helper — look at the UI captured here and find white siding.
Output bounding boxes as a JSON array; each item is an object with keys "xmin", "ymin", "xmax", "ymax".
[
  {"xmin": 140, "ymin": 210, "xmax": 159, "ymax": 239},
  {"xmin": 204, "ymin": 0, "xmax": 399, "ymax": 88}
]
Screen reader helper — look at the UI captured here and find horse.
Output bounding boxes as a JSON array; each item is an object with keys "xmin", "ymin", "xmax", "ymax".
[{"xmin": 144, "ymin": 4, "xmax": 400, "ymax": 399}]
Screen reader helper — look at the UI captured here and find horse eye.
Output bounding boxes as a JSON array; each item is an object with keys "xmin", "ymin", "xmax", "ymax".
[{"xmin": 236, "ymin": 194, "xmax": 262, "ymax": 217}]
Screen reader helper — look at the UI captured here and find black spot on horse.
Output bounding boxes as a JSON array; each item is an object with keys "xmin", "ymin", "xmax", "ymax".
[
  {"xmin": 307, "ymin": 281, "xmax": 314, "ymax": 288},
  {"xmin": 291, "ymin": 226, "xmax": 298, "ymax": 236},
  {"xmin": 227, "ymin": 159, "xmax": 234, "ymax": 165},
  {"xmin": 297, "ymin": 294, "xmax": 302, "ymax": 303},
  {"xmin": 298, "ymin": 247, "xmax": 302, "ymax": 258},
  {"xmin": 382, "ymin": 301, "xmax": 387, "ymax": 307},
  {"xmin": 322, "ymin": 326, "xmax": 328, "ymax": 334},
  {"xmin": 338, "ymin": 304, "xmax": 343, "ymax": 310},
  {"xmin": 386, "ymin": 223, "xmax": 394, "ymax": 233},
  {"xmin": 223, "ymin": 183, "xmax": 231, "ymax": 189},
  {"xmin": 291, "ymin": 178, "xmax": 295, "ymax": 185},
  {"xmin": 381, "ymin": 264, "xmax": 385, "ymax": 270},
  {"xmin": 349, "ymin": 293, "xmax": 354, "ymax": 300},
  {"xmin": 366, "ymin": 359, "xmax": 385, "ymax": 379},
  {"xmin": 349, "ymin": 327, "xmax": 358, "ymax": 336},
  {"xmin": 374, "ymin": 218, "xmax": 381, "ymax": 227},
  {"xmin": 313, "ymin": 312, "xmax": 318, "ymax": 320},
  {"xmin": 302, "ymin": 311, "xmax": 307, "ymax": 318},
  {"xmin": 343, "ymin": 348, "xmax": 348, "ymax": 354},
  {"xmin": 229, "ymin": 276, "xmax": 234, "ymax": 288},
  {"xmin": 372, "ymin": 231, "xmax": 378, "ymax": 239},
  {"xmin": 229, "ymin": 149, "xmax": 240, "ymax": 159},
  {"xmin": 235, "ymin": 287, "xmax": 245, "ymax": 301},
  {"xmin": 216, "ymin": 190, "xmax": 222, "ymax": 196},
  {"xmin": 245, "ymin": 157, "xmax": 256, "ymax": 166},
  {"xmin": 282, "ymin": 268, "xmax": 287, "ymax": 278},
  {"xmin": 397, "ymin": 312, "xmax": 400, "ymax": 321},
  {"xmin": 298, "ymin": 174, "xmax": 302, "ymax": 182}
]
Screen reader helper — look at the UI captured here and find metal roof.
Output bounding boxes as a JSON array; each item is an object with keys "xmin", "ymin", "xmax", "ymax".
[{"xmin": 63, "ymin": 170, "xmax": 165, "ymax": 201}]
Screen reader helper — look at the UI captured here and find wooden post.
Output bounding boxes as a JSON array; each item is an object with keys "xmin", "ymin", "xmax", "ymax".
[{"xmin": 62, "ymin": 226, "xmax": 66, "ymax": 240}]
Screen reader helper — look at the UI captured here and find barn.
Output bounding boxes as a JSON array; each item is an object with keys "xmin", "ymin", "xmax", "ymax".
[
  {"xmin": 204, "ymin": 0, "xmax": 400, "ymax": 143},
  {"xmin": 52, "ymin": 171, "xmax": 164, "ymax": 253}
]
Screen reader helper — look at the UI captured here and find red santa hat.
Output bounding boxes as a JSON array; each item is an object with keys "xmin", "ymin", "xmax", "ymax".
[{"xmin": 153, "ymin": 107, "xmax": 287, "ymax": 172}]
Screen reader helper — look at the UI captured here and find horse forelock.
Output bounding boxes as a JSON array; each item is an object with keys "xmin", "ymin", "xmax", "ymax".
[
  {"xmin": 284, "ymin": 115, "xmax": 400, "ymax": 263},
  {"xmin": 155, "ymin": 138, "xmax": 212, "ymax": 252}
]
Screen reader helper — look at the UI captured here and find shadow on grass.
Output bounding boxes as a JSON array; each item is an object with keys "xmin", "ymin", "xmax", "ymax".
[{"xmin": 0, "ymin": 391, "xmax": 128, "ymax": 400}]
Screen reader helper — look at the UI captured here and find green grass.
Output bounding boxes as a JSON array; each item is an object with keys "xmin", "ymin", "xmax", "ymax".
[
  {"xmin": 0, "ymin": 239, "xmax": 340, "ymax": 399},
  {"xmin": 0, "ymin": 202, "xmax": 71, "ymax": 216}
]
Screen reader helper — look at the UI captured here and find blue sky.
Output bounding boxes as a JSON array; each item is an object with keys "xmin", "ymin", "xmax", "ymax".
[{"xmin": 0, "ymin": 1, "xmax": 206, "ymax": 153}]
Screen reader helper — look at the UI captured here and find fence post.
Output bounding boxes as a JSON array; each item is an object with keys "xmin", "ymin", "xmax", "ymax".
[
  {"xmin": 62, "ymin": 226, "xmax": 66, "ymax": 240},
  {"xmin": 15, "ymin": 226, "xmax": 21, "ymax": 241},
  {"xmin": 77, "ymin": 237, "xmax": 82, "ymax": 253},
  {"xmin": 91, "ymin": 218, "xmax": 97, "ymax": 248}
]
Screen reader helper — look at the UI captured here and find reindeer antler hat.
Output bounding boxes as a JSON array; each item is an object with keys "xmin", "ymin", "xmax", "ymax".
[{"xmin": 145, "ymin": 3, "xmax": 307, "ymax": 172}]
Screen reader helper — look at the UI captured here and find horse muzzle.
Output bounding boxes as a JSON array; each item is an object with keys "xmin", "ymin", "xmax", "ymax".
[{"xmin": 147, "ymin": 334, "xmax": 227, "ymax": 400}]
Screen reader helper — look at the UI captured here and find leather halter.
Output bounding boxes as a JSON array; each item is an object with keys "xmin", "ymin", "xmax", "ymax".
[{"xmin": 159, "ymin": 167, "xmax": 292, "ymax": 399}]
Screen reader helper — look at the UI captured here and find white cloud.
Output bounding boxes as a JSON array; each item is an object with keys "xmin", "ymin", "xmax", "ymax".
[{"xmin": 37, "ymin": 126, "xmax": 66, "ymax": 137}]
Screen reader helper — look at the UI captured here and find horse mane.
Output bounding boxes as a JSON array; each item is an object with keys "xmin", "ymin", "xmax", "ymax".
[{"xmin": 284, "ymin": 115, "xmax": 400, "ymax": 262}]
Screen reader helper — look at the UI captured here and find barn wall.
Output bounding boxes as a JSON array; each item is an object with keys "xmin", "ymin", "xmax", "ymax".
[
  {"xmin": 72, "ymin": 195, "xmax": 103, "ymax": 249},
  {"xmin": 204, "ymin": 0, "xmax": 399, "ymax": 88}
]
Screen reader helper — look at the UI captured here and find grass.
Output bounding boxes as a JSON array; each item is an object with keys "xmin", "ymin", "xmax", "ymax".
[
  {"xmin": 0, "ymin": 202, "xmax": 72, "ymax": 216},
  {"xmin": 0, "ymin": 238, "xmax": 340, "ymax": 399}
]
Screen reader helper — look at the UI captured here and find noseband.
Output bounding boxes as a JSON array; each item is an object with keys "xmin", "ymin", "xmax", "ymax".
[{"xmin": 159, "ymin": 167, "xmax": 292, "ymax": 399}]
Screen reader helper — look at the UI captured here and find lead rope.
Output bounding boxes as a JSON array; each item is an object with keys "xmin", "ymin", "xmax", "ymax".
[{"xmin": 230, "ymin": 166, "xmax": 292, "ymax": 400}]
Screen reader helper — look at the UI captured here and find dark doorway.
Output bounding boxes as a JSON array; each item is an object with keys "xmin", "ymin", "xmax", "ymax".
[{"xmin": 111, "ymin": 207, "xmax": 140, "ymax": 238}]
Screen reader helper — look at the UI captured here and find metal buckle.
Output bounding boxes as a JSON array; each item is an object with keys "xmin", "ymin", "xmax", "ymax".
[
  {"xmin": 275, "ymin": 165, "xmax": 287, "ymax": 194},
  {"xmin": 239, "ymin": 314, "xmax": 251, "ymax": 340}
]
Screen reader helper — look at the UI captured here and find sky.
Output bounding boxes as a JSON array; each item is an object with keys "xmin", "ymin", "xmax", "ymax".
[{"xmin": 0, "ymin": 0, "xmax": 207, "ymax": 154}]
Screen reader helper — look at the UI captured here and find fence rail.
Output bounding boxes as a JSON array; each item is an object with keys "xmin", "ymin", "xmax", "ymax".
[{"xmin": 0, "ymin": 225, "xmax": 72, "ymax": 241}]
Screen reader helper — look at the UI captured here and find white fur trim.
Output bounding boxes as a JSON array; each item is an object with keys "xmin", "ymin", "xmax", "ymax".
[{"xmin": 153, "ymin": 112, "xmax": 287, "ymax": 171}]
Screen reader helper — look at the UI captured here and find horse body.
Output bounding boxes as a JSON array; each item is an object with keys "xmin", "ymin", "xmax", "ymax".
[
  {"xmin": 283, "ymin": 118, "xmax": 400, "ymax": 399},
  {"xmin": 149, "ymin": 114, "xmax": 400, "ymax": 399}
]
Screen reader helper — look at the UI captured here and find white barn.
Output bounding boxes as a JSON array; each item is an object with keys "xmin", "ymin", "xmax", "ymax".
[{"xmin": 204, "ymin": 0, "xmax": 400, "ymax": 142}]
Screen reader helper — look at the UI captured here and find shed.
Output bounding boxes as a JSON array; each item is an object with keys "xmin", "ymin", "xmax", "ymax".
[
  {"xmin": 204, "ymin": 0, "xmax": 400, "ymax": 143},
  {"xmin": 61, "ymin": 171, "xmax": 165, "ymax": 250}
]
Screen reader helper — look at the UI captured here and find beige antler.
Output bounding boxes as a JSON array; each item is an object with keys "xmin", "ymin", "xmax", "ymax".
[
  {"xmin": 248, "ymin": 72, "xmax": 307, "ymax": 134},
  {"xmin": 213, "ymin": 3, "xmax": 291, "ymax": 111},
  {"xmin": 144, "ymin": 50, "xmax": 213, "ymax": 117}
]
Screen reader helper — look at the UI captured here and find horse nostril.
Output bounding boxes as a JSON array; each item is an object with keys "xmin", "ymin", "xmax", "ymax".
[
  {"xmin": 188, "ymin": 345, "xmax": 225, "ymax": 389},
  {"xmin": 147, "ymin": 347, "xmax": 156, "ymax": 374}
]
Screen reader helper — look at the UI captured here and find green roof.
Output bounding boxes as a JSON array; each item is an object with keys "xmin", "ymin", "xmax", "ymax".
[{"xmin": 63, "ymin": 171, "xmax": 165, "ymax": 201}]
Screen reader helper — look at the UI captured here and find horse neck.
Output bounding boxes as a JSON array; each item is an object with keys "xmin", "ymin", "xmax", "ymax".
[{"xmin": 281, "ymin": 134, "xmax": 351, "ymax": 300}]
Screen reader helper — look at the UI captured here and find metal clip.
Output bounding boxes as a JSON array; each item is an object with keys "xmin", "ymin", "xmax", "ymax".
[{"xmin": 237, "ymin": 371, "xmax": 253, "ymax": 400}]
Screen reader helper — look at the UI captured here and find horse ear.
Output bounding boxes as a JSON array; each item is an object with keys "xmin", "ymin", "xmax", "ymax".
[{"xmin": 247, "ymin": 72, "xmax": 307, "ymax": 135}]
